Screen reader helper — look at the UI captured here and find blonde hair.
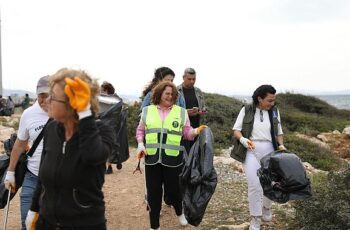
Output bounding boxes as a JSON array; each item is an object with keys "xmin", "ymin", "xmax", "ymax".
[{"xmin": 50, "ymin": 68, "xmax": 100, "ymax": 122}]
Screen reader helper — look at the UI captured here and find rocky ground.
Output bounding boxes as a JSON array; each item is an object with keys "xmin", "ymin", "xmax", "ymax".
[
  {"xmin": 0, "ymin": 115, "xmax": 349, "ymax": 230},
  {"xmin": 0, "ymin": 148, "xmax": 296, "ymax": 230}
]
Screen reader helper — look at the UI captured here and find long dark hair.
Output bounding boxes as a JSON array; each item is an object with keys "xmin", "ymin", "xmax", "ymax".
[
  {"xmin": 252, "ymin": 85, "xmax": 276, "ymax": 104},
  {"xmin": 142, "ymin": 67, "xmax": 175, "ymax": 97}
]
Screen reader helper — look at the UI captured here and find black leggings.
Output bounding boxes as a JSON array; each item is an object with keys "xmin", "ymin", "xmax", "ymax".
[
  {"xmin": 35, "ymin": 216, "xmax": 106, "ymax": 230},
  {"xmin": 145, "ymin": 163, "xmax": 183, "ymax": 229}
]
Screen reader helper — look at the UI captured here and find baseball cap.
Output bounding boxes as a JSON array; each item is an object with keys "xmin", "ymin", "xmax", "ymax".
[
  {"xmin": 184, "ymin": 68, "xmax": 196, "ymax": 75},
  {"xmin": 36, "ymin": 75, "xmax": 50, "ymax": 95}
]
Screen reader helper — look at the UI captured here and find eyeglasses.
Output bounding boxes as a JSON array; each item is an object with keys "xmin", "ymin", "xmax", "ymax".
[
  {"xmin": 48, "ymin": 96, "xmax": 66, "ymax": 104},
  {"xmin": 260, "ymin": 110, "xmax": 264, "ymax": 122}
]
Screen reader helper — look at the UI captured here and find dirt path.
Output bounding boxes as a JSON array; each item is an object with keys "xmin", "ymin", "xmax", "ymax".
[{"xmin": 1, "ymin": 148, "xmax": 197, "ymax": 230}]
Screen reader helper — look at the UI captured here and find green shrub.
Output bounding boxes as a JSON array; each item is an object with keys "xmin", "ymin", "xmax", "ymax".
[
  {"xmin": 294, "ymin": 168, "xmax": 350, "ymax": 230},
  {"xmin": 277, "ymin": 93, "xmax": 350, "ymax": 118},
  {"xmin": 285, "ymin": 134, "xmax": 340, "ymax": 171},
  {"xmin": 126, "ymin": 103, "xmax": 141, "ymax": 147},
  {"xmin": 202, "ymin": 93, "xmax": 243, "ymax": 149}
]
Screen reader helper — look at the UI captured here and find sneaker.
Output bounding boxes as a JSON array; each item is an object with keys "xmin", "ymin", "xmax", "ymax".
[
  {"xmin": 249, "ymin": 216, "xmax": 261, "ymax": 230},
  {"xmin": 177, "ymin": 214, "xmax": 188, "ymax": 226},
  {"xmin": 105, "ymin": 165, "xmax": 113, "ymax": 174},
  {"xmin": 262, "ymin": 206, "xmax": 272, "ymax": 222},
  {"xmin": 150, "ymin": 228, "xmax": 160, "ymax": 230}
]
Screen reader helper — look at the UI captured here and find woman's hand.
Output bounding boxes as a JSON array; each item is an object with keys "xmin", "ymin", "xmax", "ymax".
[
  {"xmin": 136, "ymin": 142, "xmax": 147, "ymax": 159},
  {"xmin": 64, "ymin": 77, "xmax": 91, "ymax": 112},
  {"xmin": 278, "ymin": 145, "xmax": 286, "ymax": 151},
  {"xmin": 239, "ymin": 137, "xmax": 256, "ymax": 150},
  {"xmin": 195, "ymin": 125, "xmax": 208, "ymax": 135},
  {"xmin": 25, "ymin": 210, "xmax": 39, "ymax": 230}
]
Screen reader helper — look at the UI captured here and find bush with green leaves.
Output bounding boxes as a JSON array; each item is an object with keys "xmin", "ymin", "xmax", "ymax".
[
  {"xmin": 126, "ymin": 92, "xmax": 350, "ymax": 153},
  {"xmin": 126, "ymin": 102, "xmax": 141, "ymax": 147},
  {"xmin": 285, "ymin": 134, "xmax": 340, "ymax": 171},
  {"xmin": 294, "ymin": 167, "xmax": 350, "ymax": 230}
]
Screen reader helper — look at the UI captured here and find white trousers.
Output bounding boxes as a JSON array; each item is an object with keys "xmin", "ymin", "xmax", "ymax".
[{"xmin": 243, "ymin": 141, "xmax": 274, "ymax": 216}]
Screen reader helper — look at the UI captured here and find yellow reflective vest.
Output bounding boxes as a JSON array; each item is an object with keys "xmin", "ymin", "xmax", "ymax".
[{"xmin": 142, "ymin": 105, "xmax": 186, "ymax": 167}]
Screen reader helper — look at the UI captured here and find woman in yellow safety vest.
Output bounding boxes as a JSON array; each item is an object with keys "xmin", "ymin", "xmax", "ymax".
[{"xmin": 136, "ymin": 81, "xmax": 206, "ymax": 230}]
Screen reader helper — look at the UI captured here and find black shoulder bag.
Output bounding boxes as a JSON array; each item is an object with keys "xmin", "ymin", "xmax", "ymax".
[{"xmin": 0, "ymin": 119, "xmax": 50, "ymax": 209}]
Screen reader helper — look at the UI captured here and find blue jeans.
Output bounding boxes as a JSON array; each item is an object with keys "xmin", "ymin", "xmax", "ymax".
[{"xmin": 20, "ymin": 170, "xmax": 38, "ymax": 230}]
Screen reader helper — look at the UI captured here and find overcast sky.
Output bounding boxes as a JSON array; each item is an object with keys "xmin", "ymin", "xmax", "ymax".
[{"xmin": 1, "ymin": 0, "xmax": 350, "ymax": 96}]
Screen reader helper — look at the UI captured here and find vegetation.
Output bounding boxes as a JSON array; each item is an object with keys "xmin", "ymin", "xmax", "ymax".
[
  {"xmin": 126, "ymin": 102, "xmax": 140, "ymax": 147},
  {"xmin": 284, "ymin": 134, "xmax": 340, "ymax": 171},
  {"xmin": 294, "ymin": 168, "xmax": 350, "ymax": 230},
  {"xmin": 126, "ymin": 92, "xmax": 350, "ymax": 151},
  {"xmin": 124, "ymin": 92, "xmax": 350, "ymax": 229}
]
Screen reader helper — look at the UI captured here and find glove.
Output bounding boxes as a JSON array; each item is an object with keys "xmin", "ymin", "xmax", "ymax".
[
  {"xmin": 136, "ymin": 142, "xmax": 147, "ymax": 159},
  {"xmin": 278, "ymin": 145, "xmax": 287, "ymax": 151},
  {"xmin": 64, "ymin": 77, "xmax": 91, "ymax": 113},
  {"xmin": 25, "ymin": 210, "xmax": 39, "ymax": 230},
  {"xmin": 195, "ymin": 125, "xmax": 208, "ymax": 135},
  {"xmin": 239, "ymin": 137, "xmax": 255, "ymax": 150},
  {"xmin": 4, "ymin": 171, "xmax": 16, "ymax": 193}
]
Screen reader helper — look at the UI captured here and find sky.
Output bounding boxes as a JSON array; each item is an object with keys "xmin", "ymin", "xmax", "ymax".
[{"xmin": 1, "ymin": 0, "xmax": 350, "ymax": 97}]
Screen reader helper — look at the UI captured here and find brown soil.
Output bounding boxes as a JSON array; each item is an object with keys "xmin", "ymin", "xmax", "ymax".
[
  {"xmin": 0, "ymin": 148, "xmax": 197, "ymax": 230},
  {"xmin": 322, "ymin": 133, "xmax": 350, "ymax": 160}
]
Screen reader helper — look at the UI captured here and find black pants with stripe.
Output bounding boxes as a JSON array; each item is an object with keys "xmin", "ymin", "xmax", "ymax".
[{"xmin": 145, "ymin": 163, "xmax": 183, "ymax": 229}]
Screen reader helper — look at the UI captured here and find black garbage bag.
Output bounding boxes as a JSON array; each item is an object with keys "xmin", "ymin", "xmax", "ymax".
[
  {"xmin": 179, "ymin": 127, "xmax": 217, "ymax": 226},
  {"xmin": 98, "ymin": 95, "xmax": 129, "ymax": 165},
  {"xmin": 257, "ymin": 150, "xmax": 312, "ymax": 203},
  {"xmin": 3, "ymin": 133, "xmax": 17, "ymax": 156}
]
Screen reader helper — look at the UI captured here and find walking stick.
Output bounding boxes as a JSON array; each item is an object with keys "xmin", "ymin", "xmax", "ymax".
[
  {"xmin": 3, "ymin": 187, "xmax": 12, "ymax": 230},
  {"xmin": 142, "ymin": 158, "xmax": 151, "ymax": 211},
  {"xmin": 133, "ymin": 152, "xmax": 150, "ymax": 211}
]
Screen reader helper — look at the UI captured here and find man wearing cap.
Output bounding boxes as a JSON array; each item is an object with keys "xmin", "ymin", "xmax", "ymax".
[
  {"xmin": 177, "ymin": 68, "xmax": 207, "ymax": 153},
  {"xmin": 4, "ymin": 75, "xmax": 50, "ymax": 230}
]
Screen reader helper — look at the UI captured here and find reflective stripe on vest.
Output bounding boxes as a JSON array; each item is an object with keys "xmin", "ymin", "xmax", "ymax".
[{"xmin": 144, "ymin": 105, "xmax": 185, "ymax": 157}]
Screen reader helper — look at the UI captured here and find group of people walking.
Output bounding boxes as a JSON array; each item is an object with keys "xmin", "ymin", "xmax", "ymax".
[{"xmin": 3, "ymin": 66, "xmax": 285, "ymax": 230}]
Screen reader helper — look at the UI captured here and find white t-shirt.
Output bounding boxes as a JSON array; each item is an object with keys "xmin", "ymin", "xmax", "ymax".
[
  {"xmin": 17, "ymin": 101, "xmax": 49, "ymax": 176},
  {"xmin": 232, "ymin": 107, "xmax": 283, "ymax": 142}
]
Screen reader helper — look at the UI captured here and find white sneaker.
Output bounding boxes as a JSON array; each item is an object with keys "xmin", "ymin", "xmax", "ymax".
[
  {"xmin": 249, "ymin": 216, "xmax": 261, "ymax": 230},
  {"xmin": 262, "ymin": 206, "xmax": 272, "ymax": 222},
  {"xmin": 178, "ymin": 214, "xmax": 188, "ymax": 226},
  {"xmin": 150, "ymin": 228, "xmax": 160, "ymax": 230}
]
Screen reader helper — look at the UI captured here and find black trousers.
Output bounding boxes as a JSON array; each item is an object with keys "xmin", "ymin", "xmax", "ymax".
[
  {"xmin": 145, "ymin": 163, "xmax": 183, "ymax": 229},
  {"xmin": 35, "ymin": 216, "xmax": 106, "ymax": 230}
]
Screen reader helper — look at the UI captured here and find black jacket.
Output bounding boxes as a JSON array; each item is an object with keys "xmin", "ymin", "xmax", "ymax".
[
  {"xmin": 31, "ymin": 116, "xmax": 114, "ymax": 227},
  {"xmin": 179, "ymin": 127, "xmax": 217, "ymax": 226}
]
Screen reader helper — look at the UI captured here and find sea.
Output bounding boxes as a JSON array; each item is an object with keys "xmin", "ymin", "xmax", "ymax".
[
  {"xmin": 314, "ymin": 95, "xmax": 350, "ymax": 111},
  {"xmin": 232, "ymin": 95, "xmax": 350, "ymax": 111}
]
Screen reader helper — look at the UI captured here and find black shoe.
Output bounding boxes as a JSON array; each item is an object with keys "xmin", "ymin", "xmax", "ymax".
[
  {"xmin": 105, "ymin": 165, "xmax": 113, "ymax": 174},
  {"xmin": 116, "ymin": 163, "xmax": 123, "ymax": 170}
]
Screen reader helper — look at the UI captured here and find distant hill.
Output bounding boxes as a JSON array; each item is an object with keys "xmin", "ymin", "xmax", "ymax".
[
  {"xmin": 317, "ymin": 89, "xmax": 350, "ymax": 95},
  {"xmin": 119, "ymin": 94, "xmax": 140, "ymax": 104},
  {"xmin": 126, "ymin": 92, "xmax": 350, "ymax": 149},
  {"xmin": 3, "ymin": 89, "xmax": 36, "ymax": 98}
]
